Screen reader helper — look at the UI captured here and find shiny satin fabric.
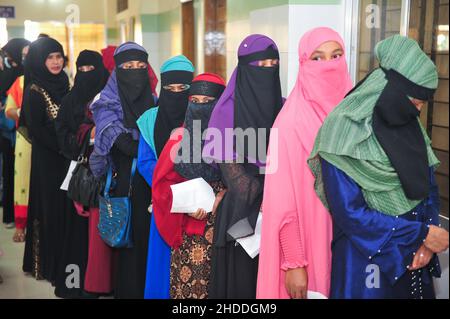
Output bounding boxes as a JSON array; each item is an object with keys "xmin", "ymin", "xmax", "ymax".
[{"xmin": 321, "ymin": 160, "xmax": 441, "ymax": 299}]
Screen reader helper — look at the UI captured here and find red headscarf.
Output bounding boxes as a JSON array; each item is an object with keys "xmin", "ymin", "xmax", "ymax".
[
  {"xmin": 101, "ymin": 45, "xmax": 159, "ymax": 96},
  {"xmin": 101, "ymin": 46, "xmax": 117, "ymax": 74},
  {"xmin": 193, "ymin": 72, "xmax": 225, "ymax": 85},
  {"xmin": 152, "ymin": 73, "xmax": 226, "ymax": 249}
]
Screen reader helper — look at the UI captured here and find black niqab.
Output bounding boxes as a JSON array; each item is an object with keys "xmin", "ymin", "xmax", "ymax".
[
  {"xmin": 154, "ymin": 70, "xmax": 193, "ymax": 156},
  {"xmin": 373, "ymin": 68, "xmax": 436, "ymax": 200},
  {"xmin": 234, "ymin": 47, "xmax": 283, "ymax": 164},
  {"xmin": 174, "ymin": 101, "xmax": 222, "ymax": 182},
  {"xmin": 114, "ymin": 49, "xmax": 154, "ymax": 129}
]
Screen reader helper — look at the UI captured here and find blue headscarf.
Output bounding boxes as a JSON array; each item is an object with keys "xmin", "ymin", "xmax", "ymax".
[
  {"xmin": 154, "ymin": 55, "xmax": 194, "ymax": 156},
  {"xmin": 89, "ymin": 42, "xmax": 150, "ymax": 177},
  {"xmin": 160, "ymin": 54, "xmax": 194, "ymax": 73}
]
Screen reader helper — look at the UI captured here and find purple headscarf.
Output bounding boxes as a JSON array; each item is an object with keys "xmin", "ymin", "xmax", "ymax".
[
  {"xmin": 202, "ymin": 34, "xmax": 280, "ymax": 167},
  {"xmin": 89, "ymin": 42, "xmax": 145, "ymax": 177}
]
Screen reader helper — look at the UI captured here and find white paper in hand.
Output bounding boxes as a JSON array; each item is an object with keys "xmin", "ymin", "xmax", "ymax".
[
  {"xmin": 170, "ymin": 178, "xmax": 216, "ymax": 213},
  {"xmin": 307, "ymin": 291, "xmax": 328, "ymax": 299},
  {"xmin": 60, "ymin": 161, "xmax": 78, "ymax": 191},
  {"xmin": 236, "ymin": 213, "xmax": 262, "ymax": 259}
]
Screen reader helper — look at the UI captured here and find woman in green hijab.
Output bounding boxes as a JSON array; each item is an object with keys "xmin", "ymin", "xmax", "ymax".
[{"xmin": 309, "ymin": 35, "xmax": 449, "ymax": 299}]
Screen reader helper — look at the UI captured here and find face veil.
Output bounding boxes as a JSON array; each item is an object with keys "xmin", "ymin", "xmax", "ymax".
[
  {"xmin": 234, "ymin": 47, "xmax": 283, "ymax": 165},
  {"xmin": 154, "ymin": 55, "xmax": 195, "ymax": 156},
  {"xmin": 373, "ymin": 67, "xmax": 436, "ymax": 200},
  {"xmin": 114, "ymin": 48, "xmax": 154, "ymax": 129}
]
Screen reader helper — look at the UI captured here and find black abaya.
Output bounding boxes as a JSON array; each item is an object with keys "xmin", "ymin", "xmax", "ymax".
[
  {"xmin": 22, "ymin": 88, "xmax": 70, "ymax": 283},
  {"xmin": 110, "ymin": 139, "xmax": 151, "ymax": 299},
  {"xmin": 209, "ymin": 163, "xmax": 263, "ymax": 299}
]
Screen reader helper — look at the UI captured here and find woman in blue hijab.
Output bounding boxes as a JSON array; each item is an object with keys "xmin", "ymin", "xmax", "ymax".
[{"xmin": 90, "ymin": 42, "xmax": 156, "ymax": 299}]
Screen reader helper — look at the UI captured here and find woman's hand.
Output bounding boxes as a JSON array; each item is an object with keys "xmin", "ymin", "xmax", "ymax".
[
  {"xmin": 424, "ymin": 225, "xmax": 449, "ymax": 254},
  {"xmin": 189, "ymin": 208, "xmax": 208, "ymax": 221},
  {"xmin": 285, "ymin": 267, "xmax": 308, "ymax": 299},
  {"xmin": 90, "ymin": 127, "xmax": 96, "ymax": 139},
  {"xmin": 5, "ymin": 107, "xmax": 19, "ymax": 121},
  {"xmin": 409, "ymin": 244, "xmax": 434, "ymax": 271}
]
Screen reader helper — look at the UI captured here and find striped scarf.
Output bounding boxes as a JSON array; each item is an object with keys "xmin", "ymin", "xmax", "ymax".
[{"xmin": 308, "ymin": 35, "xmax": 440, "ymax": 216}]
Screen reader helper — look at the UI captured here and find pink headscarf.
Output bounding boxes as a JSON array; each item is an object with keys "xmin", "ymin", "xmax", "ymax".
[
  {"xmin": 293, "ymin": 27, "xmax": 353, "ymax": 154},
  {"xmin": 257, "ymin": 27, "xmax": 353, "ymax": 299}
]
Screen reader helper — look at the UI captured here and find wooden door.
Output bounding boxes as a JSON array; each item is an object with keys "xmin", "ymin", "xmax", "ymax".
[
  {"xmin": 182, "ymin": 1, "xmax": 196, "ymax": 64},
  {"xmin": 204, "ymin": 0, "xmax": 227, "ymax": 79}
]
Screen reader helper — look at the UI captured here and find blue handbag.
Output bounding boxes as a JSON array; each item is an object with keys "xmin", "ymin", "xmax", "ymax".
[{"xmin": 98, "ymin": 158, "xmax": 137, "ymax": 248}]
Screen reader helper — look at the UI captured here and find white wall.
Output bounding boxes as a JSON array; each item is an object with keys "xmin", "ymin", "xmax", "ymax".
[
  {"xmin": 287, "ymin": 3, "xmax": 349, "ymax": 93},
  {"xmin": 226, "ymin": 2, "xmax": 349, "ymax": 97},
  {"xmin": 250, "ymin": 5, "xmax": 290, "ymax": 96}
]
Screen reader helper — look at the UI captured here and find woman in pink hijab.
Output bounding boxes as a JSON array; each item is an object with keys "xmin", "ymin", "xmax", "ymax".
[{"xmin": 257, "ymin": 27, "xmax": 353, "ymax": 299}]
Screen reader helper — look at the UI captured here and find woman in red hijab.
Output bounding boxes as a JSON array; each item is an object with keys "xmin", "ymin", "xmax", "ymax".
[{"xmin": 151, "ymin": 73, "xmax": 227, "ymax": 299}]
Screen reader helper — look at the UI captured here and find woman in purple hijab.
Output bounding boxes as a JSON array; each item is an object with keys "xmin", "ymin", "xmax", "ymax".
[
  {"xmin": 204, "ymin": 34, "xmax": 283, "ymax": 299},
  {"xmin": 90, "ymin": 42, "xmax": 154, "ymax": 299}
]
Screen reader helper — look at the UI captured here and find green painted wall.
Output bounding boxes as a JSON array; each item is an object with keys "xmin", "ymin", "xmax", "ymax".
[
  {"xmin": 141, "ymin": 8, "xmax": 180, "ymax": 33},
  {"xmin": 107, "ymin": 28, "xmax": 118, "ymax": 39},
  {"xmin": 227, "ymin": 0, "xmax": 341, "ymax": 22},
  {"xmin": 227, "ymin": 0, "xmax": 288, "ymax": 22},
  {"xmin": 289, "ymin": 0, "xmax": 341, "ymax": 3},
  {"xmin": 139, "ymin": 1, "xmax": 343, "ymax": 32},
  {"xmin": 8, "ymin": 26, "xmax": 25, "ymax": 39}
]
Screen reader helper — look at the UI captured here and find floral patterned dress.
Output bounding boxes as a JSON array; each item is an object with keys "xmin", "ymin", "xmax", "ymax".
[{"xmin": 170, "ymin": 181, "xmax": 225, "ymax": 299}]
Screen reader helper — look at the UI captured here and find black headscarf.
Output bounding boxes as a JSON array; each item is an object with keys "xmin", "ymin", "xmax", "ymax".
[
  {"xmin": 20, "ymin": 37, "xmax": 69, "ymax": 142},
  {"xmin": 154, "ymin": 70, "xmax": 193, "ymax": 156},
  {"xmin": 59, "ymin": 50, "xmax": 109, "ymax": 132},
  {"xmin": 114, "ymin": 48, "xmax": 154, "ymax": 129},
  {"xmin": 55, "ymin": 50, "xmax": 110, "ymax": 159},
  {"xmin": 0, "ymin": 38, "xmax": 30, "ymax": 98},
  {"xmin": 2, "ymin": 38, "xmax": 30, "ymax": 72},
  {"xmin": 26, "ymin": 37, "xmax": 69, "ymax": 104},
  {"xmin": 373, "ymin": 67, "xmax": 436, "ymax": 200},
  {"xmin": 174, "ymin": 77, "xmax": 226, "ymax": 181},
  {"xmin": 234, "ymin": 47, "xmax": 283, "ymax": 164}
]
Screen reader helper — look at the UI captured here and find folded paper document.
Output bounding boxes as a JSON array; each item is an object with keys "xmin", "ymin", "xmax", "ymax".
[
  {"xmin": 236, "ymin": 213, "xmax": 262, "ymax": 259},
  {"xmin": 170, "ymin": 178, "xmax": 216, "ymax": 213}
]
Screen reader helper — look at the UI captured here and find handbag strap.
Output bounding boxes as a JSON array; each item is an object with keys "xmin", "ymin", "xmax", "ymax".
[
  {"xmin": 103, "ymin": 158, "xmax": 138, "ymax": 199},
  {"xmin": 128, "ymin": 158, "xmax": 138, "ymax": 197},
  {"xmin": 78, "ymin": 128, "xmax": 93, "ymax": 163}
]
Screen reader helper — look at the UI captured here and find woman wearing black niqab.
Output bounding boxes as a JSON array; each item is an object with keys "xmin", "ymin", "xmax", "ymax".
[
  {"xmin": 0, "ymin": 38, "xmax": 30, "ymax": 99},
  {"xmin": 0, "ymin": 38, "xmax": 30, "ymax": 227},
  {"xmin": 53, "ymin": 50, "xmax": 111, "ymax": 298},
  {"xmin": 22, "ymin": 37, "xmax": 70, "ymax": 285},
  {"xmin": 90, "ymin": 42, "xmax": 155, "ymax": 299}
]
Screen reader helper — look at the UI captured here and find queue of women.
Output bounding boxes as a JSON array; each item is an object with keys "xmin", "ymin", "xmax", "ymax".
[{"xmin": 0, "ymin": 26, "xmax": 448, "ymax": 299}]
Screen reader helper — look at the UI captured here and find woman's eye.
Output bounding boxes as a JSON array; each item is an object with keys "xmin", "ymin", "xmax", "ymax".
[
  {"xmin": 312, "ymin": 56, "xmax": 322, "ymax": 61},
  {"xmin": 333, "ymin": 54, "xmax": 342, "ymax": 59}
]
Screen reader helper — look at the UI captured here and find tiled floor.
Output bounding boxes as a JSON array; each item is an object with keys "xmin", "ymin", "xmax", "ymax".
[{"xmin": 0, "ymin": 209, "xmax": 58, "ymax": 299}]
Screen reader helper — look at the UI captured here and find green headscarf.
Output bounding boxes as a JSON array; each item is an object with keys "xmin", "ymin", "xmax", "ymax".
[{"xmin": 308, "ymin": 35, "xmax": 440, "ymax": 216}]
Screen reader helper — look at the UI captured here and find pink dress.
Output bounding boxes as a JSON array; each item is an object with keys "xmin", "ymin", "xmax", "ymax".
[{"xmin": 257, "ymin": 27, "xmax": 353, "ymax": 299}]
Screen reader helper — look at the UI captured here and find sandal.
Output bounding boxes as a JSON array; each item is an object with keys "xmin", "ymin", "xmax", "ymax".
[{"xmin": 13, "ymin": 229, "xmax": 26, "ymax": 243}]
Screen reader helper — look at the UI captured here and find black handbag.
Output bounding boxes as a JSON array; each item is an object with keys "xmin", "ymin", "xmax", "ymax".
[{"xmin": 67, "ymin": 128, "xmax": 104, "ymax": 208}]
